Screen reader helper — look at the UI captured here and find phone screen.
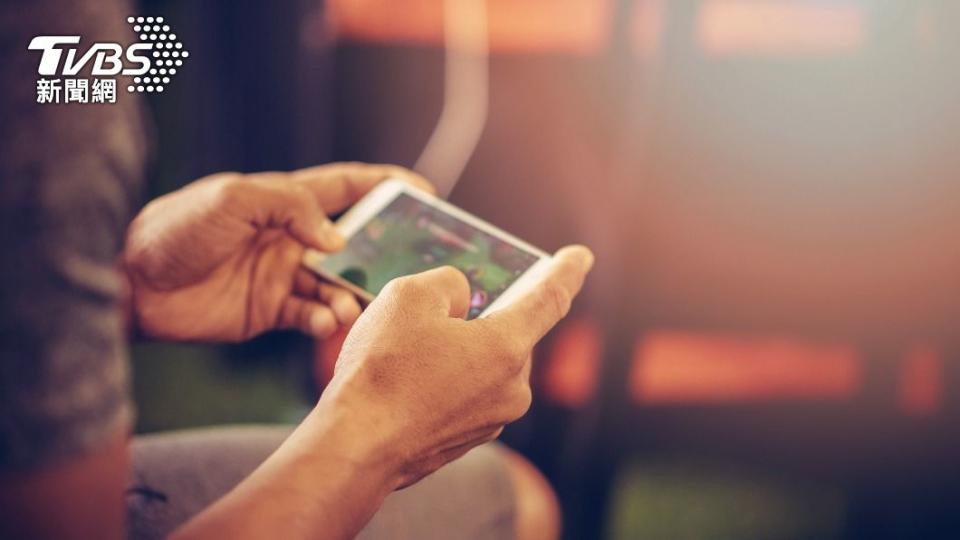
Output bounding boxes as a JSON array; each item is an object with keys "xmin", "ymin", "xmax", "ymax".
[{"xmin": 319, "ymin": 193, "xmax": 541, "ymax": 319}]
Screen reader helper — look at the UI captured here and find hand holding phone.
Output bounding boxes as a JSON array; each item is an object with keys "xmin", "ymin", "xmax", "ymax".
[
  {"xmin": 317, "ymin": 244, "xmax": 593, "ymax": 490},
  {"xmin": 303, "ymin": 178, "xmax": 553, "ymax": 319}
]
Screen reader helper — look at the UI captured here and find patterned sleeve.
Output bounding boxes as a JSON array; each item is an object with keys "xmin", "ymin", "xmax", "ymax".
[{"xmin": 0, "ymin": 0, "xmax": 147, "ymax": 470}]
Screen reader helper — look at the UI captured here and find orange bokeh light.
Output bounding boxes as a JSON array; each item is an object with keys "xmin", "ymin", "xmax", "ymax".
[
  {"xmin": 697, "ymin": 0, "xmax": 865, "ymax": 56},
  {"xmin": 631, "ymin": 331, "xmax": 861, "ymax": 404},
  {"xmin": 328, "ymin": 0, "xmax": 612, "ymax": 55},
  {"xmin": 542, "ymin": 318, "xmax": 603, "ymax": 408},
  {"xmin": 630, "ymin": 0, "xmax": 663, "ymax": 59},
  {"xmin": 898, "ymin": 345, "xmax": 942, "ymax": 417}
]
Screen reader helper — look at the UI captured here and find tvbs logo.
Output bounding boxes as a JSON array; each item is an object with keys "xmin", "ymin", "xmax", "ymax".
[
  {"xmin": 28, "ymin": 16, "xmax": 188, "ymax": 104},
  {"xmin": 29, "ymin": 36, "xmax": 152, "ymax": 76}
]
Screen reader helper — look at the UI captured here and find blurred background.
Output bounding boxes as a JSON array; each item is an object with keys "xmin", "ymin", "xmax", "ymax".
[{"xmin": 132, "ymin": 1, "xmax": 960, "ymax": 538}]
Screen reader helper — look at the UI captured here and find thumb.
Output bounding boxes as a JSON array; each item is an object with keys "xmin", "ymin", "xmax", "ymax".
[
  {"xmin": 377, "ymin": 266, "xmax": 472, "ymax": 319},
  {"xmin": 481, "ymin": 245, "xmax": 593, "ymax": 348}
]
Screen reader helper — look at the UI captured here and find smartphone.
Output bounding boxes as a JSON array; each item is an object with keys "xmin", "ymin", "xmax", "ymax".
[{"xmin": 302, "ymin": 179, "xmax": 551, "ymax": 320}]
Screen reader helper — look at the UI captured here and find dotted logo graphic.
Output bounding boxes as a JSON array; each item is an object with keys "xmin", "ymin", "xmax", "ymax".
[{"xmin": 125, "ymin": 16, "xmax": 188, "ymax": 94}]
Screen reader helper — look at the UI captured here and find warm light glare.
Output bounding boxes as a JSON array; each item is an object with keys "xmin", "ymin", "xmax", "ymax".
[
  {"xmin": 542, "ymin": 318, "xmax": 603, "ymax": 408},
  {"xmin": 631, "ymin": 331, "xmax": 861, "ymax": 404},
  {"xmin": 898, "ymin": 345, "xmax": 942, "ymax": 417},
  {"xmin": 698, "ymin": 0, "xmax": 865, "ymax": 56},
  {"xmin": 329, "ymin": 0, "xmax": 612, "ymax": 55},
  {"xmin": 630, "ymin": 0, "xmax": 663, "ymax": 59}
]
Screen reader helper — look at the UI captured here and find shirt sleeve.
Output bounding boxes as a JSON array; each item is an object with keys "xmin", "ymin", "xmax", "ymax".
[{"xmin": 0, "ymin": 0, "xmax": 148, "ymax": 470}]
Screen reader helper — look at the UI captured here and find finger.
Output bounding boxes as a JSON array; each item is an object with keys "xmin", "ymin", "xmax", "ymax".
[
  {"xmin": 291, "ymin": 162, "xmax": 435, "ymax": 214},
  {"xmin": 293, "ymin": 269, "xmax": 363, "ymax": 325},
  {"xmin": 294, "ymin": 267, "xmax": 322, "ymax": 297},
  {"xmin": 483, "ymin": 245, "xmax": 594, "ymax": 350},
  {"xmin": 276, "ymin": 296, "xmax": 339, "ymax": 338},
  {"xmin": 237, "ymin": 178, "xmax": 345, "ymax": 252},
  {"xmin": 381, "ymin": 266, "xmax": 471, "ymax": 319},
  {"xmin": 316, "ymin": 282, "xmax": 363, "ymax": 325}
]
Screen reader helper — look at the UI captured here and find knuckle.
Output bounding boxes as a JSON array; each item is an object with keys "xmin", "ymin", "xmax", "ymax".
[
  {"xmin": 283, "ymin": 182, "xmax": 316, "ymax": 210},
  {"xmin": 211, "ymin": 174, "xmax": 247, "ymax": 206},
  {"xmin": 379, "ymin": 276, "xmax": 404, "ymax": 298},
  {"xmin": 505, "ymin": 384, "xmax": 533, "ymax": 421},
  {"xmin": 498, "ymin": 334, "xmax": 529, "ymax": 368},
  {"xmin": 382, "ymin": 274, "xmax": 420, "ymax": 299},
  {"xmin": 542, "ymin": 280, "xmax": 573, "ymax": 319},
  {"xmin": 436, "ymin": 264, "xmax": 463, "ymax": 281},
  {"xmin": 289, "ymin": 181, "xmax": 314, "ymax": 200},
  {"xmin": 437, "ymin": 265, "xmax": 469, "ymax": 291},
  {"xmin": 435, "ymin": 264, "xmax": 458, "ymax": 276},
  {"xmin": 478, "ymin": 328, "xmax": 523, "ymax": 375},
  {"xmin": 284, "ymin": 181, "xmax": 306, "ymax": 197}
]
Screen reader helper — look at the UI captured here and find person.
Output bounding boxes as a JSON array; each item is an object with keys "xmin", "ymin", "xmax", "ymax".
[{"xmin": 0, "ymin": 1, "xmax": 593, "ymax": 539}]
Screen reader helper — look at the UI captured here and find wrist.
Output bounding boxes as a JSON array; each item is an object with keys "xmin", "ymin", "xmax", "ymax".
[
  {"xmin": 172, "ymin": 393, "xmax": 402, "ymax": 539},
  {"xmin": 300, "ymin": 389, "xmax": 403, "ymax": 496}
]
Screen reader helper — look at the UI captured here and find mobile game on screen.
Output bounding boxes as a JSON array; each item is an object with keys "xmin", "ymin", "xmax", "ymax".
[{"xmin": 320, "ymin": 194, "xmax": 541, "ymax": 320}]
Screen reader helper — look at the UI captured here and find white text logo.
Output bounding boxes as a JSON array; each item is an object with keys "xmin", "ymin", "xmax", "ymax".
[{"xmin": 29, "ymin": 16, "xmax": 189, "ymax": 104}]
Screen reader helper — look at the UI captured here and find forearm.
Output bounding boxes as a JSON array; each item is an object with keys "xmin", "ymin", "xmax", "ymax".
[{"xmin": 171, "ymin": 399, "xmax": 398, "ymax": 540}]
